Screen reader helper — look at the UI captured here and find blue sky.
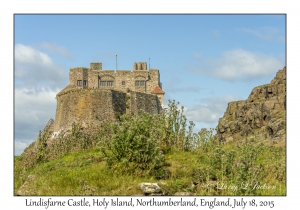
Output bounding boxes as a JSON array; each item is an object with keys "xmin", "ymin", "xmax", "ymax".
[{"xmin": 14, "ymin": 14, "xmax": 286, "ymax": 155}]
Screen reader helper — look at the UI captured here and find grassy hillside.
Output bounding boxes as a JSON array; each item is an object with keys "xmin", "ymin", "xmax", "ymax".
[{"xmin": 14, "ymin": 101, "xmax": 286, "ymax": 196}]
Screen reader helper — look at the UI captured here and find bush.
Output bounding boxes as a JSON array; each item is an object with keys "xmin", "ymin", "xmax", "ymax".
[
  {"xmin": 101, "ymin": 112, "xmax": 167, "ymax": 178},
  {"xmin": 155, "ymin": 100, "xmax": 197, "ymax": 151},
  {"xmin": 100, "ymin": 100, "xmax": 198, "ymax": 177}
]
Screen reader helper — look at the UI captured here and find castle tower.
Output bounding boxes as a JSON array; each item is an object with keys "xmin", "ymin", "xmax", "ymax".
[{"xmin": 151, "ymin": 85, "xmax": 165, "ymax": 113}]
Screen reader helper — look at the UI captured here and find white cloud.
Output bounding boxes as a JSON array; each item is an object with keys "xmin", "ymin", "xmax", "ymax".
[
  {"xmin": 15, "ymin": 87, "xmax": 57, "ymax": 155},
  {"xmin": 190, "ymin": 49, "xmax": 285, "ymax": 81},
  {"xmin": 14, "ymin": 43, "xmax": 70, "ymax": 155},
  {"xmin": 237, "ymin": 27, "xmax": 285, "ymax": 42},
  {"xmin": 15, "ymin": 43, "xmax": 67, "ymax": 90},
  {"xmin": 15, "ymin": 87, "xmax": 57, "ymax": 107},
  {"xmin": 15, "ymin": 44, "xmax": 53, "ymax": 65},
  {"xmin": 40, "ymin": 42, "xmax": 73, "ymax": 59},
  {"xmin": 15, "ymin": 87, "xmax": 56, "ymax": 132},
  {"xmin": 185, "ymin": 105, "xmax": 219, "ymax": 124},
  {"xmin": 15, "ymin": 140, "xmax": 31, "ymax": 156},
  {"xmin": 184, "ymin": 95, "xmax": 240, "ymax": 125}
]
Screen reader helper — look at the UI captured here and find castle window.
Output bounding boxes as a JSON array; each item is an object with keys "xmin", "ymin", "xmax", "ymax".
[
  {"xmin": 83, "ymin": 80, "xmax": 87, "ymax": 86},
  {"xmin": 107, "ymin": 81, "xmax": 114, "ymax": 86},
  {"xmin": 135, "ymin": 80, "xmax": 145, "ymax": 86},
  {"xmin": 99, "ymin": 80, "xmax": 114, "ymax": 87},
  {"xmin": 122, "ymin": 81, "xmax": 125, "ymax": 85},
  {"xmin": 77, "ymin": 80, "xmax": 82, "ymax": 86}
]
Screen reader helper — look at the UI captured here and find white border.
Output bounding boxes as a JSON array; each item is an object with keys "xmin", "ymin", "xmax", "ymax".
[{"xmin": 2, "ymin": 0, "xmax": 298, "ymax": 209}]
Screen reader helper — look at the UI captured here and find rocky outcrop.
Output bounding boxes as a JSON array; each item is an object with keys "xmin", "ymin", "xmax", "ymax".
[{"xmin": 216, "ymin": 67, "xmax": 286, "ymax": 146}]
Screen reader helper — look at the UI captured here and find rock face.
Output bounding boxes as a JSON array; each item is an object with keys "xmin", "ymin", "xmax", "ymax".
[{"xmin": 216, "ymin": 67, "xmax": 286, "ymax": 146}]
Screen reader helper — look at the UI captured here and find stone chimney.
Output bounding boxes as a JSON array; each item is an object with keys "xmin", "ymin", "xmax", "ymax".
[
  {"xmin": 133, "ymin": 62, "xmax": 147, "ymax": 70},
  {"xmin": 90, "ymin": 62, "xmax": 102, "ymax": 70}
]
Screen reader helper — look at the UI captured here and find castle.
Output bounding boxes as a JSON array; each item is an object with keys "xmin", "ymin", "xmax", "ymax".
[{"xmin": 52, "ymin": 62, "xmax": 165, "ymax": 133}]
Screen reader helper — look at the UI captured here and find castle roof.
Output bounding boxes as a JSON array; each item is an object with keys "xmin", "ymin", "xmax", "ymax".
[{"xmin": 151, "ymin": 85, "xmax": 164, "ymax": 94}]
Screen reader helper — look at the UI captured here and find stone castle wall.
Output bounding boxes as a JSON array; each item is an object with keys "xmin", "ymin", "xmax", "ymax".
[
  {"xmin": 54, "ymin": 89, "xmax": 161, "ymax": 133},
  {"xmin": 54, "ymin": 89, "xmax": 126, "ymax": 132},
  {"xmin": 130, "ymin": 91, "xmax": 161, "ymax": 115},
  {"xmin": 68, "ymin": 62, "xmax": 163, "ymax": 104}
]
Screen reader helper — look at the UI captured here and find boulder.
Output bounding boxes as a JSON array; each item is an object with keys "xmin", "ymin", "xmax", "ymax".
[
  {"xmin": 140, "ymin": 183, "xmax": 162, "ymax": 195},
  {"xmin": 174, "ymin": 192, "xmax": 195, "ymax": 196}
]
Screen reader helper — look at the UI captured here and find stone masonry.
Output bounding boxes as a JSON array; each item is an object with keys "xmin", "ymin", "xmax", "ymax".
[{"xmin": 53, "ymin": 62, "xmax": 165, "ymax": 133}]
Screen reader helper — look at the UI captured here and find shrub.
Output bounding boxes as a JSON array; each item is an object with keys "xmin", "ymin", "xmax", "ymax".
[{"xmin": 101, "ymin": 112, "xmax": 168, "ymax": 177}]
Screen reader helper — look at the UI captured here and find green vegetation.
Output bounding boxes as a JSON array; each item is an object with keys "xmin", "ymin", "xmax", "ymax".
[
  {"xmin": 15, "ymin": 100, "xmax": 286, "ymax": 196},
  {"xmin": 227, "ymin": 115, "xmax": 234, "ymax": 121},
  {"xmin": 277, "ymin": 110, "xmax": 286, "ymax": 119},
  {"xmin": 262, "ymin": 83, "xmax": 269, "ymax": 87}
]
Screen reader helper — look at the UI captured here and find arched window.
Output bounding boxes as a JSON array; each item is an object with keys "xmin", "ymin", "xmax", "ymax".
[{"xmin": 99, "ymin": 75, "xmax": 115, "ymax": 87}]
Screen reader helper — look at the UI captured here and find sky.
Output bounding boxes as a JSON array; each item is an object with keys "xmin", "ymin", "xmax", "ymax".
[{"xmin": 14, "ymin": 14, "xmax": 286, "ymax": 155}]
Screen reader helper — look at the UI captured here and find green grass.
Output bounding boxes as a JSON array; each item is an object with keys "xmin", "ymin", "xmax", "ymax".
[
  {"xmin": 14, "ymin": 139, "xmax": 286, "ymax": 196},
  {"xmin": 15, "ymin": 149, "xmax": 157, "ymax": 196},
  {"xmin": 14, "ymin": 100, "xmax": 286, "ymax": 196}
]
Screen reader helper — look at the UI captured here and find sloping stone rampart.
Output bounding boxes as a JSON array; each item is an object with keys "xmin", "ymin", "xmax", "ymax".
[
  {"xmin": 54, "ymin": 89, "xmax": 126, "ymax": 132},
  {"xmin": 54, "ymin": 88, "xmax": 161, "ymax": 133}
]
